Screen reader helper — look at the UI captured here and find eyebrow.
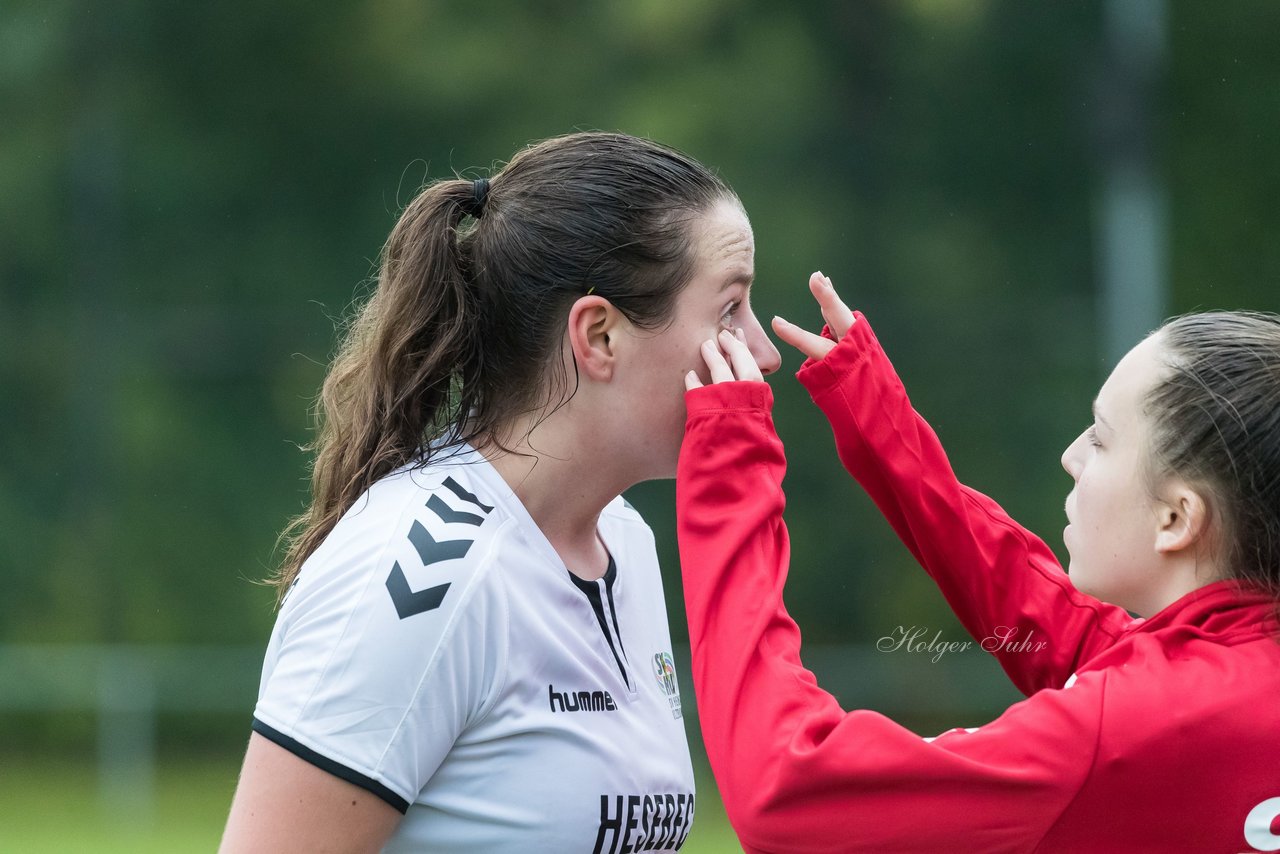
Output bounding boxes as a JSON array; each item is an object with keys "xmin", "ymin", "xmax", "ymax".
[
  {"xmin": 1092, "ymin": 400, "xmax": 1113, "ymax": 432},
  {"xmin": 718, "ymin": 270, "xmax": 754, "ymax": 293}
]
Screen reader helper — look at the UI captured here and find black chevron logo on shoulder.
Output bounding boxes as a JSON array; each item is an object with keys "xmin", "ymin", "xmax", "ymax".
[
  {"xmin": 385, "ymin": 562, "xmax": 451, "ymax": 619},
  {"xmin": 408, "ymin": 520, "xmax": 473, "ymax": 566},
  {"xmin": 442, "ymin": 476, "xmax": 494, "ymax": 514},
  {"xmin": 426, "ymin": 493, "xmax": 486, "ymax": 527},
  {"xmin": 386, "ymin": 478, "xmax": 490, "ymax": 621}
]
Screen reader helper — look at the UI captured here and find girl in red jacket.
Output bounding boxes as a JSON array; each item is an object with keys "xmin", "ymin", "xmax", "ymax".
[{"xmin": 676, "ymin": 273, "xmax": 1280, "ymax": 853}]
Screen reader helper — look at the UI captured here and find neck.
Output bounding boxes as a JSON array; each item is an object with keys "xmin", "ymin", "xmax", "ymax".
[
  {"xmin": 477, "ymin": 409, "xmax": 631, "ymax": 582},
  {"xmin": 1138, "ymin": 552, "xmax": 1225, "ymax": 617}
]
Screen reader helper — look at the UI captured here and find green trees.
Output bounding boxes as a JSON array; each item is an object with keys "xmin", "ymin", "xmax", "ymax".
[{"xmin": 3, "ymin": 0, "xmax": 1278, "ymax": 654}]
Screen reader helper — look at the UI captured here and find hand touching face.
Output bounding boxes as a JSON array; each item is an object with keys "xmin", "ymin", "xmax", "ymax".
[
  {"xmin": 685, "ymin": 327, "xmax": 763, "ymax": 389},
  {"xmin": 688, "ymin": 271, "xmax": 857, "ymax": 386}
]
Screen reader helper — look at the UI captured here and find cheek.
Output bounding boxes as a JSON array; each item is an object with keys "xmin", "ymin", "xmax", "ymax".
[
  {"xmin": 1074, "ymin": 463, "xmax": 1114, "ymax": 517},
  {"xmin": 689, "ymin": 349, "xmax": 715, "ymax": 386},
  {"xmin": 674, "ymin": 325, "xmax": 724, "ymax": 383},
  {"xmin": 636, "ymin": 333, "xmax": 708, "ymax": 407},
  {"xmin": 1072, "ymin": 465, "xmax": 1145, "ymax": 558}
]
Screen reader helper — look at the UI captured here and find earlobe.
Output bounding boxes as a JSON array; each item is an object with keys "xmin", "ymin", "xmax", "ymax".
[{"xmin": 566, "ymin": 295, "xmax": 618, "ymax": 382}]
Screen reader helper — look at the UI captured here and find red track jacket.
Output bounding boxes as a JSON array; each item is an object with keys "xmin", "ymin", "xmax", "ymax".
[{"xmin": 676, "ymin": 313, "xmax": 1280, "ymax": 853}]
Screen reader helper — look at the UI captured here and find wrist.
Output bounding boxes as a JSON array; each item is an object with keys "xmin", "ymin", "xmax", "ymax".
[{"xmin": 684, "ymin": 380, "xmax": 774, "ymax": 416}]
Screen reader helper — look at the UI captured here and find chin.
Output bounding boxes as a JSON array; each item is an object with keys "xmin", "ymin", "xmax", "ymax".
[
  {"xmin": 636, "ymin": 460, "xmax": 677, "ymax": 482},
  {"xmin": 630, "ymin": 452, "xmax": 679, "ymax": 486}
]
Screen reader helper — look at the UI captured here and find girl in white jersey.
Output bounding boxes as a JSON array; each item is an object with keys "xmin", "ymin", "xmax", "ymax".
[{"xmin": 219, "ymin": 132, "xmax": 781, "ymax": 853}]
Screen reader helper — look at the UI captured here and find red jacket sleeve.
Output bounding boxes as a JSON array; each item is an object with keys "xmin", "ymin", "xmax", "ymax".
[
  {"xmin": 677, "ymin": 381, "xmax": 1102, "ymax": 853},
  {"xmin": 795, "ymin": 314, "xmax": 1132, "ymax": 694}
]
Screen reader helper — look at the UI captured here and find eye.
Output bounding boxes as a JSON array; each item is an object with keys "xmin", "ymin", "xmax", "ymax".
[
  {"xmin": 720, "ymin": 300, "xmax": 741, "ymax": 326},
  {"xmin": 1086, "ymin": 426, "xmax": 1102, "ymax": 448}
]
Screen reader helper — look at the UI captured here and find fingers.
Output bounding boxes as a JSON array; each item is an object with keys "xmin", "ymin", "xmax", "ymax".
[
  {"xmin": 725, "ymin": 327, "xmax": 764, "ymax": 382},
  {"xmin": 808, "ymin": 271, "xmax": 855, "ymax": 341},
  {"xmin": 772, "ymin": 315, "xmax": 836, "ymax": 361},
  {"xmin": 701, "ymin": 337, "xmax": 735, "ymax": 384},
  {"xmin": 770, "ymin": 270, "xmax": 854, "ymax": 361},
  {"xmin": 692, "ymin": 328, "xmax": 765, "ymax": 388},
  {"xmin": 687, "ymin": 269, "xmax": 853, "ymax": 389}
]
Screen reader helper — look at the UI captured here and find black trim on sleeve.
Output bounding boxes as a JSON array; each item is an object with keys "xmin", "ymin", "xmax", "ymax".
[{"xmin": 251, "ymin": 717, "xmax": 411, "ymax": 814}]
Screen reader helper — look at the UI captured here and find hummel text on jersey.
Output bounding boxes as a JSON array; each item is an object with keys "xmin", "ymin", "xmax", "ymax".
[
  {"xmin": 548, "ymin": 684, "xmax": 617, "ymax": 712},
  {"xmin": 594, "ymin": 792, "xmax": 694, "ymax": 853}
]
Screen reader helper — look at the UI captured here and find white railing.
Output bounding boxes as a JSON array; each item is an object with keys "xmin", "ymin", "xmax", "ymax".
[{"xmin": 0, "ymin": 644, "xmax": 262, "ymax": 817}]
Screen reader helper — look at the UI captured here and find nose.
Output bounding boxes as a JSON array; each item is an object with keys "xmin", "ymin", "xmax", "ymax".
[
  {"xmin": 742, "ymin": 307, "xmax": 782, "ymax": 376},
  {"xmin": 1061, "ymin": 431, "xmax": 1086, "ymax": 480}
]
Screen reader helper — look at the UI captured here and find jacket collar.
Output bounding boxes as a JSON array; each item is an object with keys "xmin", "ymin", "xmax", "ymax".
[{"xmin": 1128, "ymin": 579, "xmax": 1278, "ymax": 640}]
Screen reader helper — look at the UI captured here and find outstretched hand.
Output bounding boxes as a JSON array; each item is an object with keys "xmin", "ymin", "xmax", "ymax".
[{"xmin": 771, "ymin": 271, "xmax": 855, "ymax": 361}]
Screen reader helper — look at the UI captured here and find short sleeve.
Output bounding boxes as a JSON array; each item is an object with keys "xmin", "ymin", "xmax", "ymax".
[{"xmin": 252, "ymin": 491, "xmax": 508, "ymax": 813}]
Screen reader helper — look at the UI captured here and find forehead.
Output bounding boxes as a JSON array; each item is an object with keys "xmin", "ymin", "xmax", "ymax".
[
  {"xmin": 692, "ymin": 201, "xmax": 754, "ymax": 268},
  {"xmin": 1096, "ymin": 333, "xmax": 1166, "ymax": 422}
]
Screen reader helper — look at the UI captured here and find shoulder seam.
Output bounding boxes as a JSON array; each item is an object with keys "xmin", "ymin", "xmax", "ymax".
[{"xmin": 466, "ymin": 520, "xmax": 514, "ymax": 730}]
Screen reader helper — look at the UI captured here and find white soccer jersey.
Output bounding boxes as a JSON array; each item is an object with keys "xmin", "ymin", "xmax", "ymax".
[{"xmin": 253, "ymin": 445, "xmax": 695, "ymax": 853}]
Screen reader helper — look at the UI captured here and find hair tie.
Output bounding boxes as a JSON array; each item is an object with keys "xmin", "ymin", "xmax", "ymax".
[{"xmin": 462, "ymin": 178, "xmax": 490, "ymax": 219}]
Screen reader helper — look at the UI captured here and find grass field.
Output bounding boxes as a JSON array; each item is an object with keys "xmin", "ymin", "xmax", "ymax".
[{"xmin": 0, "ymin": 755, "xmax": 742, "ymax": 852}]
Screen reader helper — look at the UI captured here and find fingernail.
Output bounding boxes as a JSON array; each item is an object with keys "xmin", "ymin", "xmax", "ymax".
[
  {"xmin": 815, "ymin": 270, "xmax": 824, "ymax": 279},
  {"xmin": 773, "ymin": 315, "xmax": 790, "ymax": 326},
  {"xmin": 735, "ymin": 327, "xmax": 746, "ymax": 340}
]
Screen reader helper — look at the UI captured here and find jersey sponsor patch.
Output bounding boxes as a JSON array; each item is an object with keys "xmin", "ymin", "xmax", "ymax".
[{"xmin": 652, "ymin": 651, "xmax": 682, "ymax": 719}]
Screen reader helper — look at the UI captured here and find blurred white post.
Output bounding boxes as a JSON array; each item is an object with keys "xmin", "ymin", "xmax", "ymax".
[
  {"xmin": 0, "ymin": 645, "xmax": 263, "ymax": 819},
  {"xmin": 1097, "ymin": 0, "xmax": 1168, "ymax": 365},
  {"xmin": 97, "ymin": 650, "xmax": 156, "ymax": 821}
]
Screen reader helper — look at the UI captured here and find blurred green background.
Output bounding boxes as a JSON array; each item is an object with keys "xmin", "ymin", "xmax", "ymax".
[{"xmin": 3, "ymin": 1, "xmax": 1279, "ymax": 850}]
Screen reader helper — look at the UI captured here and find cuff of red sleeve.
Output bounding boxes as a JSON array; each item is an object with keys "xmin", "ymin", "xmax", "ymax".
[
  {"xmin": 795, "ymin": 310, "xmax": 879, "ymax": 393},
  {"xmin": 684, "ymin": 380, "xmax": 774, "ymax": 417}
]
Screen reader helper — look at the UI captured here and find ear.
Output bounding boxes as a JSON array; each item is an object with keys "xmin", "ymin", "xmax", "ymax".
[
  {"xmin": 566, "ymin": 295, "xmax": 621, "ymax": 382},
  {"xmin": 1153, "ymin": 480, "xmax": 1210, "ymax": 555}
]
